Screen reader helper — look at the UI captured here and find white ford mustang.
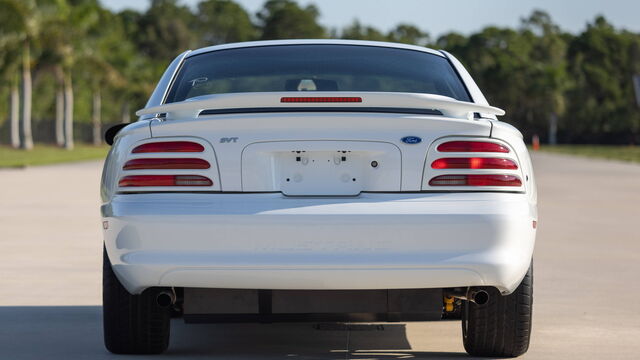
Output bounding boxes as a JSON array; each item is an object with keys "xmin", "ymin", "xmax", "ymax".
[{"xmin": 101, "ymin": 39, "xmax": 536, "ymax": 357}]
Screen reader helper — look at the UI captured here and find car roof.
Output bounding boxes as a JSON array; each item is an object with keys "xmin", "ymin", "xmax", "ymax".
[{"xmin": 187, "ymin": 39, "xmax": 445, "ymax": 58}]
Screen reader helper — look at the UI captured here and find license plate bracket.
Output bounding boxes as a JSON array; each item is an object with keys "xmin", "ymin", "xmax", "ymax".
[{"xmin": 279, "ymin": 151, "xmax": 364, "ymax": 196}]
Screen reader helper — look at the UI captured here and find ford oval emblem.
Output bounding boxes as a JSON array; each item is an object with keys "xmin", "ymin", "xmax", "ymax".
[{"xmin": 401, "ymin": 136, "xmax": 422, "ymax": 144}]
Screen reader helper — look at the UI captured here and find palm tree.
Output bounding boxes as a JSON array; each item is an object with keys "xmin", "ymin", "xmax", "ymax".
[
  {"xmin": 9, "ymin": 78, "xmax": 20, "ymax": 148},
  {"xmin": 20, "ymin": 39, "xmax": 33, "ymax": 149},
  {"xmin": 0, "ymin": 0, "xmax": 46, "ymax": 150},
  {"xmin": 34, "ymin": 32, "xmax": 65, "ymax": 146},
  {"xmin": 62, "ymin": 71, "xmax": 73, "ymax": 149},
  {"xmin": 55, "ymin": 67, "xmax": 64, "ymax": 146},
  {"xmin": 79, "ymin": 54, "xmax": 123, "ymax": 145},
  {"xmin": 0, "ymin": 0, "xmax": 63, "ymax": 150},
  {"xmin": 58, "ymin": 1, "xmax": 99, "ymax": 149},
  {"xmin": 41, "ymin": 0, "xmax": 76, "ymax": 149},
  {"xmin": 0, "ymin": 39, "xmax": 22, "ymax": 148},
  {"xmin": 82, "ymin": 6, "xmax": 124, "ymax": 145}
]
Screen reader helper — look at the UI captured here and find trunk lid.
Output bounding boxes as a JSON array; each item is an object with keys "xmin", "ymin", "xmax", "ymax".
[{"xmin": 149, "ymin": 111, "xmax": 492, "ymax": 194}]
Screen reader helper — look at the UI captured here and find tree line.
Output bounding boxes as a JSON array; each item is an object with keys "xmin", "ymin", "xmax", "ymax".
[{"xmin": 1, "ymin": 0, "xmax": 639, "ymax": 150}]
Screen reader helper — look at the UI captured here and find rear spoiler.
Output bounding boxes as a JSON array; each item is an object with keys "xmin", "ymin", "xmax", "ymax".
[{"xmin": 136, "ymin": 92, "xmax": 505, "ymax": 120}]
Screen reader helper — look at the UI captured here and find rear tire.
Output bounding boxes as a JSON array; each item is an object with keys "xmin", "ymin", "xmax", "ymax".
[
  {"xmin": 462, "ymin": 262, "xmax": 533, "ymax": 357},
  {"xmin": 103, "ymin": 247, "xmax": 170, "ymax": 354}
]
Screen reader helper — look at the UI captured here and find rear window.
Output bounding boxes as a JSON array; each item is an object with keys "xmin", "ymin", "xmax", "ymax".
[{"xmin": 165, "ymin": 44, "xmax": 471, "ymax": 103}]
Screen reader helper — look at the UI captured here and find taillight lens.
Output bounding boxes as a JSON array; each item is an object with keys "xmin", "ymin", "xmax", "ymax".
[
  {"xmin": 119, "ymin": 175, "xmax": 213, "ymax": 187},
  {"xmin": 437, "ymin": 141, "xmax": 509, "ymax": 153},
  {"xmin": 429, "ymin": 174, "xmax": 522, "ymax": 187},
  {"xmin": 431, "ymin": 157, "xmax": 518, "ymax": 170},
  {"xmin": 123, "ymin": 158, "xmax": 210, "ymax": 170},
  {"xmin": 132, "ymin": 141, "xmax": 204, "ymax": 153}
]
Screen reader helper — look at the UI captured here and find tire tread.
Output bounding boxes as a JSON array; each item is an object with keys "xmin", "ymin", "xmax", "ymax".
[
  {"xmin": 463, "ymin": 263, "xmax": 533, "ymax": 357},
  {"xmin": 102, "ymin": 247, "xmax": 170, "ymax": 354}
]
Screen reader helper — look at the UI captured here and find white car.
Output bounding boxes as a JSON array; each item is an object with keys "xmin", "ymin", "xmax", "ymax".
[{"xmin": 101, "ymin": 40, "xmax": 536, "ymax": 357}]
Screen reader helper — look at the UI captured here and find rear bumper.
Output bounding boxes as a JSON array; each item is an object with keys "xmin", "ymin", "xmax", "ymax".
[{"xmin": 102, "ymin": 192, "xmax": 536, "ymax": 294}]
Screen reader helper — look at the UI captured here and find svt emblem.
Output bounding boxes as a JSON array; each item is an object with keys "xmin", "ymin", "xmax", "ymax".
[{"xmin": 220, "ymin": 137, "xmax": 239, "ymax": 143}]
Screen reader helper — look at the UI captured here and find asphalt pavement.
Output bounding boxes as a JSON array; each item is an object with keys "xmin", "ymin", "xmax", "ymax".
[{"xmin": 0, "ymin": 152, "xmax": 639, "ymax": 359}]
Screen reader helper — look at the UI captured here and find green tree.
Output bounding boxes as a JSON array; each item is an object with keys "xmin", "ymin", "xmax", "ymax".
[
  {"xmin": 442, "ymin": 26, "xmax": 539, "ymax": 133},
  {"xmin": 0, "ymin": 3, "xmax": 638, "ymax": 147},
  {"xmin": 137, "ymin": 0, "xmax": 196, "ymax": 59},
  {"xmin": 113, "ymin": 0, "xmax": 194, "ymax": 123},
  {"xmin": 387, "ymin": 24, "xmax": 430, "ymax": 46},
  {"xmin": 436, "ymin": 13, "xmax": 570, "ymax": 142},
  {"xmin": 341, "ymin": 20, "xmax": 387, "ymax": 41},
  {"xmin": 114, "ymin": 9, "xmax": 164, "ymax": 124},
  {"xmin": 40, "ymin": 0, "xmax": 100, "ymax": 149},
  {"xmin": 521, "ymin": 10, "xmax": 570, "ymax": 144},
  {"xmin": 257, "ymin": 0, "xmax": 325, "ymax": 40},
  {"xmin": 196, "ymin": 0, "xmax": 256, "ymax": 46},
  {"xmin": 77, "ymin": 5, "xmax": 126, "ymax": 145},
  {"xmin": 0, "ymin": 0, "xmax": 55, "ymax": 149},
  {"xmin": 566, "ymin": 16, "xmax": 640, "ymax": 143},
  {"xmin": 0, "ymin": 26, "xmax": 22, "ymax": 147},
  {"xmin": 38, "ymin": 1, "xmax": 70, "ymax": 146},
  {"xmin": 436, "ymin": 32, "xmax": 467, "ymax": 50}
]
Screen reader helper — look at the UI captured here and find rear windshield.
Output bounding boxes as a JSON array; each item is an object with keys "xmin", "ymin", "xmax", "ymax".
[{"xmin": 165, "ymin": 44, "xmax": 471, "ymax": 103}]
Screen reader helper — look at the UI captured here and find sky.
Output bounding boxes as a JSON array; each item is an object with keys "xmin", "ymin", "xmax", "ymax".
[{"xmin": 100, "ymin": 0, "xmax": 640, "ymax": 37}]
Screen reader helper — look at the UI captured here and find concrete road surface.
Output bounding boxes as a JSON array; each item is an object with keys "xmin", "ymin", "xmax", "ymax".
[{"xmin": 1, "ymin": 152, "xmax": 639, "ymax": 359}]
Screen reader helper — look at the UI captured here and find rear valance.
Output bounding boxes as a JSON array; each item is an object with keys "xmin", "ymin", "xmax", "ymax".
[{"xmin": 136, "ymin": 92, "xmax": 505, "ymax": 120}]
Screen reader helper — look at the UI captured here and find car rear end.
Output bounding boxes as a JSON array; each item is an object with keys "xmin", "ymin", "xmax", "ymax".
[{"xmin": 101, "ymin": 41, "xmax": 536, "ymax": 357}]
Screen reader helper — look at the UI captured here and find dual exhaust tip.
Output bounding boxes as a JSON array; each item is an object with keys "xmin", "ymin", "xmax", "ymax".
[{"xmin": 155, "ymin": 288, "xmax": 490, "ymax": 308}]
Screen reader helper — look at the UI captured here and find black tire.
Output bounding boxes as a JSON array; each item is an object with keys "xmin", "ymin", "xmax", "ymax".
[
  {"xmin": 103, "ymin": 247, "xmax": 171, "ymax": 354},
  {"xmin": 462, "ymin": 262, "xmax": 533, "ymax": 357}
]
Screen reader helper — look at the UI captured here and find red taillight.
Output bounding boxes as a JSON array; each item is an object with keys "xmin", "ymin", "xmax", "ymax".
[
  {"xmin": 123, "ymin": 158, "xmax": 210, "ymax": 170},
  {"xmin": 429, "ymin": 174, "xmax": 522, "ymax": 187},
  {"xmin": 437, "ymin": 141, "xmax": 509, "ymax": 153},
  {"xmin": 119, "ymin": 175, "xmax": 213, "ymax": 187},
  {"xmin": 132, "ymin": 141, "xmax": 204, "ymax": 153},
  {"xmin": 280, "ymin": 97, "xmax": 362, "ymax": 103},
  {"xmin": 431, "ymin": 157, "xmax": 518, "ymax": 170}
]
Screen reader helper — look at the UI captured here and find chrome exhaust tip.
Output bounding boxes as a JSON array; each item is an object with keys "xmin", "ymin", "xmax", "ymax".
[
  {"xmin": 445, "ymin": 288, "xmax": 490, "ymax": 305},
  {"xmin": 156, "ymin": 290, "xmax": 176, "ymax": 307},
  {"xmin": 469, "ymin": 289, "xmax": 489, "ymax": 305}
]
